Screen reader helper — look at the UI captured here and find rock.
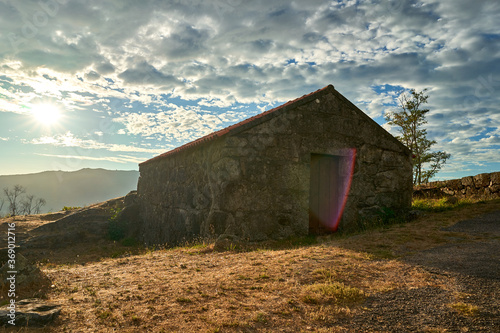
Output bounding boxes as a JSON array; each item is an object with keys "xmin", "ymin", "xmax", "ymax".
[
  {"xmin": 0, "ymin": 298, "xmax": 61, "ymax": 327},
  {"xmin": 461, "ymin": 176, "xmax": 474, "ymax": 187},
  {"xmin": 124, "ymin": 190, "xmax": 138, "ymax": 206},
  {"xmin": 441, "ymin": 188, "xmax": 455, "ymax": 196},
  {"xmin": 214, "ymin": 234, "xmax": 240, "ymax": 251},
  {"xmin": 0, "ymin": 253, "xmax": 51, "ymax": 301},
  {"xmin": 412, "ymin": 187, "xmax": 445, "ymax": 199},
  {"xmin": 473, "ymin": 173, "xmax": 490, "ymax": 188},
  {"xmin": 112, "ymin": 202, "xmax": 143, "ymax": 240},
  {"xmin": 491, "ymin": 172, "xmax": 500, "ymax": 185},
  {"xmin": 446, "ymin": 179, "xmax": 463, "ymax": 191}
]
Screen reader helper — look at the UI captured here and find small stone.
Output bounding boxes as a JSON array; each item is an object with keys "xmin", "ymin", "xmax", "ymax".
[
  {"xmin": 214, "ymin": 234, "xmax": 240, "ymax": 251},
  {"xmin": 0, "ymin": 298, "xmax": 61, "ymax": 327},
  {"xmin": 442, "ymin": 188, "xmax": 455, "ymax": 196},
  {"xmin": 0, "ymin": 253, "xmax": 51, "ymax": 301}
]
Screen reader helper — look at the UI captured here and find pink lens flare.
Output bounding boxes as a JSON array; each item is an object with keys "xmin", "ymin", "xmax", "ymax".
[
  {"xmin": 330, "ymin": 148, "xmax": 356, "ymax": 232},
  {"xmin": 309, "ymin": 149, "xmax": 357, "ymax": 233}
]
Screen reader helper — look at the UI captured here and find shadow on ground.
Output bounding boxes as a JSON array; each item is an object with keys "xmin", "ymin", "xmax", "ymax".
[{"xmin": 403, "ymin": 210, "xmax": 500, "ymax": 280}]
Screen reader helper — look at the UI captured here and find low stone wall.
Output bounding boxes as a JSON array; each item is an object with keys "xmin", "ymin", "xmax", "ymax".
[{"xmin": 413, "ymin": 172, "xmax": 500, "ymax": 200}]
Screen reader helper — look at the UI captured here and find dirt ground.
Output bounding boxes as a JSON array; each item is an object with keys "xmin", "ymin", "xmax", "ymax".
[{"xmin": 1, "ymin": 199, "xmax": 499, "ymax": 332}]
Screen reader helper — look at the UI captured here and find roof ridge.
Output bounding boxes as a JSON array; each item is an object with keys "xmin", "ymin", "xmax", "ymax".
[{"xmin": 140, "ymin": 85, "xmax": 335, "ymax": 165}]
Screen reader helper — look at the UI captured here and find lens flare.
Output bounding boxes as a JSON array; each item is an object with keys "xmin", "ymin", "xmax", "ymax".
[
  {"xmin": 309, "ymin": 149, "xmax": 357, "ymax": 233},
  {"xmin": 330, "ymin": 148, "xmax": 357, "ymax": 232}
]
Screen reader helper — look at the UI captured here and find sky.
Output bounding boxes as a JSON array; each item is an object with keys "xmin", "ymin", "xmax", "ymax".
[{"xmin": 0, "ymin": 0, "xmax": 499, "ymax": 180}]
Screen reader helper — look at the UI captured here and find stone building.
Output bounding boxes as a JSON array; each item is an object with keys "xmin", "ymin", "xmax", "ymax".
[{"xmin": 137, "ymin": 85, "xmax": 412, "ymax": 245}]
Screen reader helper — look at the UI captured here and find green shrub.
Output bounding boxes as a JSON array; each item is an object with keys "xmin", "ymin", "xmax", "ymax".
[
  {"xmin": 412, "ymin": 197, "xmax": 473, "ymax": 212},
  {"xmin": 377, "ymin": 207, "xmax": 396, "ymax": 225},
  {"xmin": 120, "ymin": 237, "xmax": 138, "ymax": 247},
  {"xmin": 108, "ymin": 207, "xmax": 125, "ymax": 241},
  {"xmin": 62, "ymin": 206, "xmax": 81, "ymax": 211}
]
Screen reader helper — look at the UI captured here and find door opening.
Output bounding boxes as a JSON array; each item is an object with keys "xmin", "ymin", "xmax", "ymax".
[{"xmin": 309, "ymin": 153, "xmax": 341, "ymax": 234}]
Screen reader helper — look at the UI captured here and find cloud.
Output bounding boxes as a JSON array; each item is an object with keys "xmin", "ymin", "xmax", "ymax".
[
  {"xmin": 118, "ymin": 61, "xmax": 184, "ymax": 89},
  {"xmin": 155, "ymin": 23, "xmax": 212, "ymax": 61},
  {"xmin": 95, "ymin": 61, "xmax": 115, "ymax": 75},
  {"xmin": 31, "ymin": 131, "xmax": 168, "ymax": 154},
  {"xmin": 85, "ymin": 70, "xmax": 100, "ymax": 81},
  {"xmin": 113, "ymin": 103, "xmax": 252, "ymax": 144},
  {"xmin": 0, "ymin": 0, "xmax": 499, "ymax": 178},
  {"xmin": 35, "ymin": 153, "xmax": 145, "ymax": 164}
]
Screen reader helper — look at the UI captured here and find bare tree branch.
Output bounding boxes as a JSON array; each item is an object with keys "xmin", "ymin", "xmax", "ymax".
[
  {"xmin": 33, "ymin": 198, "xmax": 46, "ymax": 214},
  {"xmin": 3, "ymin": 185, "xmax": 26, "ymax": 216}
]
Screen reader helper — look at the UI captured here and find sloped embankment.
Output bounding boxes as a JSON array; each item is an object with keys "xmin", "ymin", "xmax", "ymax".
[{"xmin": 0, "ymin": 196, "xmax": 135, "ymax": 265}]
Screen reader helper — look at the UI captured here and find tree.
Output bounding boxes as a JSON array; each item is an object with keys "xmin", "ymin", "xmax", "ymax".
[
  {"xmin": 3, "ymin": 185, "xmax": 26, "ymax": 216},
  {"xmin": 33, "ymin": 198, "xmax": 46, "ymax": 214},
  {"xmin": 21, "ymin": 194, "xmax": 35, "ymax": 215},
  {"xmin": 385, "ymin": 89, "xmax": 450, "ymax": 185},
  {"xmin": 2, "ymin": 185, "xmax": 47, "ymax": 216}
]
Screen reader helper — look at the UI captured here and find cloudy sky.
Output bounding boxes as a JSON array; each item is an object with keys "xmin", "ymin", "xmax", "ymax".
[{"xmin": 0, "ymin": 0, "xmax": 498, "ymax": 180}]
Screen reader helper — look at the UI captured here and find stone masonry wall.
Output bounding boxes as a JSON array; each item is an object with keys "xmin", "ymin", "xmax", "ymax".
[
  {"xmin": 137, "ymin": 140, "xmax": 225, "ymax": 246},
  {"xmin": 138, "ymin": 86, "xmax": 412, "ymax": 245},
  {"xmin": 413, "ymin": 172, "xmax": 500, "ymax": 200}
]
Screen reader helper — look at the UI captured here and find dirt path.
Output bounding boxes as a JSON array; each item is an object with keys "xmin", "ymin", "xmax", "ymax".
[
  {"xmin": 406, "ymin": 211, "xmax": 500, "ymax": 279},
  {"xmin": 344, "ymin": 210, "xmax": 500, "ymax": 332}
]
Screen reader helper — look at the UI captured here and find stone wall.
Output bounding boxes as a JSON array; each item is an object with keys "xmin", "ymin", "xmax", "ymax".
[
  {"xmin": 137, "ymin": 86, "xmax": 412, "ymax": 246},
  {"xmin": 413, "ymin": 172, "xmax": 500, "ymax": 200}
]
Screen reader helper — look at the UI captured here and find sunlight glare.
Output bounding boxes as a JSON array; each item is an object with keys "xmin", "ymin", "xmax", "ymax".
[{"xmin": 31, "ymin": 104, "xmax": 61, "ymax": 126}]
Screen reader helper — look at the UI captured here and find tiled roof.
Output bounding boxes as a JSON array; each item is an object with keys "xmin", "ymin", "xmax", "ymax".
[{"xmin": 140, "ymin": 85, "xmax": 335, "ymax": 166}]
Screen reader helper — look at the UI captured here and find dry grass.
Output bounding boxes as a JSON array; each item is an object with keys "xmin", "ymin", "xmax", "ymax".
[
  {"xmin": 3, "ymin": 198, "xmax": 499, "ymax": 332},
  {"xmin": 332, "ymin": 198, "xmax": 500, "ymax": 259},
  {"xmin": 447, "ymin": 302, "xmax": 480, "ymax": 317},
  {"xmin": 36, "ymin": 246, "xmax": 448, "ymax": 332}
]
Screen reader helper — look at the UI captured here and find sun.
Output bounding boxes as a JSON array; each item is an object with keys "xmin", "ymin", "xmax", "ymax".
[{"xmin": 31, "ymin": 104, "xmax": 61, "ymax": 126}]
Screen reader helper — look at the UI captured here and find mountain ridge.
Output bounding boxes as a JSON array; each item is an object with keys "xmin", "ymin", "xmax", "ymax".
[{"xmin": 0, "ymin": 168, "xmax": 139, "ymax": 214}]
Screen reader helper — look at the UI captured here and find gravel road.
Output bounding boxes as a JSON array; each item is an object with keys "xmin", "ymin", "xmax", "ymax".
[{"xmin": 345, "ymin": 210, "xmax": 500, "ymax": 332}]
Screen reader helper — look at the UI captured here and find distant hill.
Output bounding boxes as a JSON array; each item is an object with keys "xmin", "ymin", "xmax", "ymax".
[{"xmin": 0, "ymin": 168, "xmax": 139, "ymax": 214}]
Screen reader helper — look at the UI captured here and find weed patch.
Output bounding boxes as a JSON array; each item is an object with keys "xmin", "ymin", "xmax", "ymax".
[
  {"xmin": 448, "ymin": 302, "xmax": 480, "ymax": 316},
  {"xmin": 305, "ymin": 282, "xmax": 365, "ymax": 305},
  {"xmin": 412, "ymin": 197, "xmax": 476, "ymax": 212}
]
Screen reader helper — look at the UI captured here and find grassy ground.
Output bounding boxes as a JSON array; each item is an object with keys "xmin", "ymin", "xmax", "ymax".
[
  {"xmin": 336, "ymin": 198, "xmax": 500, "ymax": 259},
  {"xmin": 5, "ymin": 198, "xmax": 500, "ymax": 332}
]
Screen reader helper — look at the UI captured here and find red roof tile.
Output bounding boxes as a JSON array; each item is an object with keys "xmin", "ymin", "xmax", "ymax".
[{"xmin": 140, "ymin": 84, "xmax": 335, "ymax": 166}]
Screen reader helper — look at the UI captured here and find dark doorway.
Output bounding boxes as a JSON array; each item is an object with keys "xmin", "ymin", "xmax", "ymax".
[{"xmin": 309, "ymin": 154, "xmax": 340, "ymax": 234}]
